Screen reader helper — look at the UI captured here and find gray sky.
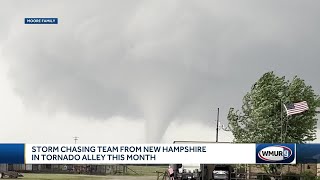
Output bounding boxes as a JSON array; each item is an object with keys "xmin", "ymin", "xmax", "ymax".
[{"xmin": 0, "ymin": 0, "xmax": 319, "ymax": 143}]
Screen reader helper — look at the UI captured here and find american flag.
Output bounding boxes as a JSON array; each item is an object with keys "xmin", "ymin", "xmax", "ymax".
[{"xmin": 284, "ymin": 101, "xmax": 309, "ymax": 116}]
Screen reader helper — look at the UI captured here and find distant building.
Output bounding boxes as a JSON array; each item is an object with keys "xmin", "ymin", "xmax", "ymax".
[{"xmin": 0, "ymin": 164, "xmax": 8, "ymax": 172}]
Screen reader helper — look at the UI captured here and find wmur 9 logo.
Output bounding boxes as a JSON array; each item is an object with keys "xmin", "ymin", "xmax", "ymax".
[{"xmin": 256, "ymin": 144, "xmax": 296, "ymax": 164}]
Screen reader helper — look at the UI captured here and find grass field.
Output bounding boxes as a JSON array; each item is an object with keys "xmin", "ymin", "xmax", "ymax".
[
  {"xmin": 22, "ymin": 173, "xmax": 109, "ymax": 179},
  {"xmin": 21, "ymin": 174, "xmax": 156, "ymax": 180},
  {"xmin": 19, "ymin": 166, "xmax": 168, "ymax": 180},
  {"xmin": 126, "ymin": 165, "xmax": 167, "ymax": 176}
]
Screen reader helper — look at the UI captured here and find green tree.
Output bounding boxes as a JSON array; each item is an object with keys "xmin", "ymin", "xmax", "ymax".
[
  {"xmin": 228, "ymin": 71, "xmax": 320, "ymax": 144},
  {"xmin": 227, "ymin": 72, "xmax": 320, "ymax": 175}
]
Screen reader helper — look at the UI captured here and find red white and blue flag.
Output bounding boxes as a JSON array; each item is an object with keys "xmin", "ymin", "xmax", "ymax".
[{"xmin": 284, "ymin": 101, "xmax": 309, "ymax": 116}]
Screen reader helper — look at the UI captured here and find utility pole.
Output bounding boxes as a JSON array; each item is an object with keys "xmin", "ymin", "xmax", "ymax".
[
  {"xmin": 216, "ymin": 108, "xmax": 220, "ymax": 142},
  {"xmin": 72, "ymin": 136, "xmax": 79, "ymax": 173},
  {"xmin": 73, "ymin": 136, "xmax": 79, "ymax": 144}
]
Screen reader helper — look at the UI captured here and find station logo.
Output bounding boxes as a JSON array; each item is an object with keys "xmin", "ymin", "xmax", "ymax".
[{"xmin": 256, "ymin": 144, "xmax": 295, "ymax": 164}]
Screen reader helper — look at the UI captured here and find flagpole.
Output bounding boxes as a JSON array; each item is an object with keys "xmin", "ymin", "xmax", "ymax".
[
  {"xmin": 285, "ymin": 116, "xmax": 288, "ymax": 142},
  {"xmin": 280, "ymin": 99, "xmax": 284, "ymax": 180},
  {"xmin": 281, "ymin": 99, "xmax": 283, "ymax": 143}
]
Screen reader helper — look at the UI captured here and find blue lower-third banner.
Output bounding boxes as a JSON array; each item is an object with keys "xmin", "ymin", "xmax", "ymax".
[
  {"xmin": 296, "ymin": 144, "xmax": 320, "ymax": 163},
  {"xmin": 0, "ymin": 144, "xmax": 25, "ymax": 164},
  {"xmin": 1, "ymin": 143, "xmax": 320, "ymax": 164}
]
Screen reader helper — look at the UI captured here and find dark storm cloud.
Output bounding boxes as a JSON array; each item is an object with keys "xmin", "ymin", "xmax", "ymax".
[{"xmin": 1, "ymin": 0, "xmax": 320, "ymax": 142}]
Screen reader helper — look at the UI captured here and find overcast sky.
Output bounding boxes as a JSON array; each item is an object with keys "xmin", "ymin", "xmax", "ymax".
[{"xmin": 0, "ymin": 0, "xmax": 319, "ymax": 144}]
